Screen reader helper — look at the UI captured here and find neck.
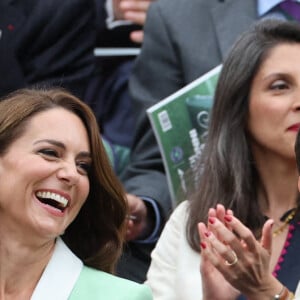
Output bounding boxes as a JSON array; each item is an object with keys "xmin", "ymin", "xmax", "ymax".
[
  {"xmin": 0, "ymin": 233, "xmax": 55, "ymax": 299},
  {"xmin": 255, "ymin": 158, "xmax": 298, "ymax": 222}
]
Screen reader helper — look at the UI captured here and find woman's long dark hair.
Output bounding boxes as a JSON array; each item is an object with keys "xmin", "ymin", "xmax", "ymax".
[{"xmin": 187, "ymin": 19, "xmax": 300, "ymax": 251}]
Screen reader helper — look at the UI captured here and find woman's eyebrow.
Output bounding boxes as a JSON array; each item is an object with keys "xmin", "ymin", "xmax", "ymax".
[
  {"xmin": 77, "ymin": 151, "xmax": 92, "ymax": 159},
  {"xmin": 33, "ymin": 139, "xmax": 92, "ymax": 158},
  {"xmin": 33, "ymin": 139, "xmax": 65, "ymax": 149}
]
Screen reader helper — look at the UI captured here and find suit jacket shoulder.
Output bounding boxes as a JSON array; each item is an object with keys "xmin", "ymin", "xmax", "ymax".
[{"xmin": 70, "ymin": 266, "xmax": 153, "ymax": 300}]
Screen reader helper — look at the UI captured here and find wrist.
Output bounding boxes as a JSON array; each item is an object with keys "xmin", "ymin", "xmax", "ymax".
[
  {"xmin": 273, "ymin": 286, "xmax": 294, "ymax": 300},
  {"xmin": 247, "ymin": 277, "xmax": 283, "ymax": 300},
  {"xmin": 248, "ymin": 285, "xmax": 295, "ymax": 300}
]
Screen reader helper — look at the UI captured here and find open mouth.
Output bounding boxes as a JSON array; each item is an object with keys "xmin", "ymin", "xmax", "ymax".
[{"xmin": 36, "ymin": 191, "xmax": 68, "ymax": 212}]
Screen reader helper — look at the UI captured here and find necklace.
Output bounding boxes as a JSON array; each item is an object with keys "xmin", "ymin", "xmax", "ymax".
[{"xmin": 272, "ymin": 208, "xmax": 296, "ymax": 238}]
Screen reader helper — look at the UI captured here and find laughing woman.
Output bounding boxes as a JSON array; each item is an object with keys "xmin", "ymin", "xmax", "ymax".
[{"xmin": 0, "ymin": 88, "xmax": 152, "ymax": 299}]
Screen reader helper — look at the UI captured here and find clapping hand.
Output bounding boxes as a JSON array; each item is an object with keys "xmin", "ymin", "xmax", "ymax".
[
  {"xmin": 198, "ymin": 204, "xmax": 281, "ymax": 300},
  {"xmin": 198, "ymin": 205, "xmax": 240, "ymax": 300}
]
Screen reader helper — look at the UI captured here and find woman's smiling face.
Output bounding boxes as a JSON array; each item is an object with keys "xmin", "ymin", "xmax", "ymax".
[{"xmin": 0, "ymin": 107, "xmax": 91, "ymax": 241}]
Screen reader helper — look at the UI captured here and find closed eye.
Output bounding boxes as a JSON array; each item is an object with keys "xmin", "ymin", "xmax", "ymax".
[
  {"xmin": 76, "ymin": 161, "xmax": 91, "ymax": 175},
  {"xmin": 270, "ymin": 80, "xmax": 289, "ymax": 90},
  {"xmin": 270, "ymin": 79, "xmax": 290, "ymax": 91},
  {"xmin": 38, "ymin": 148, "xmax": 59, "ymax": 159}
]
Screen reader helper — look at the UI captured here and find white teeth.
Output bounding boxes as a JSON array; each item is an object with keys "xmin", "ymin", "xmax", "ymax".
[{"xmin": 36, "ymin": 191, "xmax": 68, "ymax": 207}]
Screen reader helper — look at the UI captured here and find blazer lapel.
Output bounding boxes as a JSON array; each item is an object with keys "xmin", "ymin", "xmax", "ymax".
[{"xmin": 31, "ymin": 238, "xmax": 83, "ymax": 300}]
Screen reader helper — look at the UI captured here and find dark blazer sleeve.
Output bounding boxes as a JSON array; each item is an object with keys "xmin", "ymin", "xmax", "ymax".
[
  {"xmin": 0, "ymin": 1, "xmax": 27, "ymax": 97},
  {"xmin": 14, "ymin": 0, "xmax": 96, "ymax": 98},
  {"xmin": 119, "ymin": 1, "xmax": 186, "ymax": 221}
]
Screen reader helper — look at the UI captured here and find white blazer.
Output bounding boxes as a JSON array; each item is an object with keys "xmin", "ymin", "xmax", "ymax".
[{"xmin": 146, "ymin": 201, "xmax": 300, "ymax": 300}]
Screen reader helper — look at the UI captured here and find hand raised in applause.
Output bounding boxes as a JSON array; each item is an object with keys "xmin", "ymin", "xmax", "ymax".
[
  {"xmin": 198, "ymin": 204, "xmax": 282, "ymax": 300},
  {"xmin": 198, "ymin": 205, "xmax": 239, "ymax": 300}
]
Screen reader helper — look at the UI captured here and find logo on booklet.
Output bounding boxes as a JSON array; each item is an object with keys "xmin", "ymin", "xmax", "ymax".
[{"xmin": 170, "ymin": 146, "xmax": 184, "ymax": 164}]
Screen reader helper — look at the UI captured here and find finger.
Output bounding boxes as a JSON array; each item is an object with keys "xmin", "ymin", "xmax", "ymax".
[
  {"xmin": 204, "ymin": 229, "xmax": 238, "ymax": 264},
  {"xmin": 200, "ymin": 242, "xmax": 219, "ymax": 266},
  {"xmin": 216, "ymin": 204, "xmax": 226, "ymax": 222},
  {"xmin": 208, "ymin": 216, "xmax": 246, "ymax": 253},
  {"xmin": 130, "ymin": 30, "xmax": 144, "ymax": 43},
  {"xmin": 261, "ymin": 219, "xmax": 274, "ymax": 253},
  {"xmin": 198, "ymin": 223, "xmax": 220, "ymax": 259},
  {"xmin": 208, "ymin": 207, "xmax": 230, "ymax": 241},
  {"xmin": 226, "ymin": 209, "xmax": 234, "ymax": 216},
  {"xmin": 126, "ymin": 222, "xmax": 145, "ymax": 241},
  {"xmin": 126, "ymin": 219, "xmax": 134, "ymax": 229},
  {"xmin": 126, "ymin": 228, "xmax": 133, "ymax": 240},
  {"xmin": 126, "ymin": 214, "xmax": 142, "ymax": 224},
  {"xmin": 199, "ymin": 224, "xmax": 238, "ymax": 270},
  {"xmin": 208, "ymin": 208, "xmax": 216, "ymax": 218},
  {"xmin": 199, "ymin": 243, "xmax": 217, "ymax": 277},
  {"xmin": 223, "ymin": 215, "xmax": 257, "ymax": 253},
  {"xmin": 198, "ymin": 228, "xmax": 220, "ymax": 266},
  {"xmin": 123, "ymin": 11, "xmax": 146, "ymax": 25},
  {"xmin": 126, "ymin": 194, "xmax": 147, "ymax": 220},
  {"xmin": 120, "ymin": 0, "xmax": 151, "ymax": 13},
  {"xmin": 126, "ymin": 193, "xmax": 141, "ymax": 210},
  {"xmin": 198, "ymin": 222, "xmax": 209, "ymax": 242},
  {"xmin": 200, "ymin": 222, "xmax": 234, "ymax": 263},
  {"xmin": 207, "ymin": 208, "xmax": 217, "ymax": 232}
]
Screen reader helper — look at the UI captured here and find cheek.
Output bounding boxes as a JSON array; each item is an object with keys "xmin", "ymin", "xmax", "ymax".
[
  {"xmin": 78, "ymin": 178, "xmax": 90, "ymax": 206},
  {"xmin": 248, "ymin": 97, "xmax": 285, "ymax": 131}
]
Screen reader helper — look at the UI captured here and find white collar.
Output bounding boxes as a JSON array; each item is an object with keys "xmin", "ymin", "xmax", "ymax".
[{"xmin": 31, "ymin": 237, "xmax": 83, "ymax": 300}]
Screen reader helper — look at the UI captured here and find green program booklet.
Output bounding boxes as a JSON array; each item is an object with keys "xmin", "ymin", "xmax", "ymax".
[{"xmin": 147, "ymin": 65, "xmax": 222, "ymax": 207}]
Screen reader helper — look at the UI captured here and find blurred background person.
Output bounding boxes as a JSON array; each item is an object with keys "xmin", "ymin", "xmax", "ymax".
[
  {"xmin": 85, "ymin": 0, "xmax": 154, "ymax": 177},
  {"xmin": 0, "ymin": 0, "xmax": 95, "ymax": 99}
]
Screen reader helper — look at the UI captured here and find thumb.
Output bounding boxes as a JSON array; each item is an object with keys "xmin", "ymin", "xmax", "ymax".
[
  {"xmin": 261, "ymin": 219, "xmax": 274, "ymax": 253},
  {"xmin": 130, "ymin": 30, "xmax": 144, "ymax": 44}
]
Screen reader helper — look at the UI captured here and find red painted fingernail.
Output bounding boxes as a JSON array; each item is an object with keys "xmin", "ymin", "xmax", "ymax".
[
  {"xmin": 200, "ymin": 242, "xmax": 207, "ymax": 249},
  {"xmin": 208, "ymin": 217, "xmax": 215, "ymax": 224},
  {"xmin": 224, "ymin": 215, "xmax": 232, "ymax": 222},
  {"xmin": 204, "ymin": 231, "xmax": 211, "ymax": 237}
]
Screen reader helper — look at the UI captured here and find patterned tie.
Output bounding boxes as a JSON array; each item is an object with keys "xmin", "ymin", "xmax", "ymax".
[{"xmin": 280, "ymin": 0, "xmax": 300, "ymax": 21}]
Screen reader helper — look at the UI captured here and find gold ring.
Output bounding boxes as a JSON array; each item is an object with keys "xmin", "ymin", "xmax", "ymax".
[{"xmin": 224, "ymin": 250, "xmax": 238, "ymax": 266}]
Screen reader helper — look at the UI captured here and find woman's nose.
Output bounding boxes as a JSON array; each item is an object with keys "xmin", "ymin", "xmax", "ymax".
[
  {"xmin": 292, "ymin": 87, "xmax": 300, "ymax": 111},
  {"xmin": 56, "ymin": 162, "xmax": 79, "ymax": 186}
]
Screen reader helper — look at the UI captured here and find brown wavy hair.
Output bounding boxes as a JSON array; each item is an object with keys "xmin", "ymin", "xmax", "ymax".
[{"xmin": 0, "ymin": 88, "xmax": 127, "ymax": 273}]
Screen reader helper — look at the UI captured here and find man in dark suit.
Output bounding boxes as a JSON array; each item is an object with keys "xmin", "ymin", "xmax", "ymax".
[
  {"xmin": 85, "ymin": 0, "xmax": 142, "ymax": 152},
  {"xmin": 85, "ymin": 0, "xmax": 155, "ymax": 173},
  {"xmin": 0, "ymin": 0, "xmax": 95, "ymax": 99},
  {"xmin": 119, "ymin": 0, "xmax": 276, "ymax": 283}
]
